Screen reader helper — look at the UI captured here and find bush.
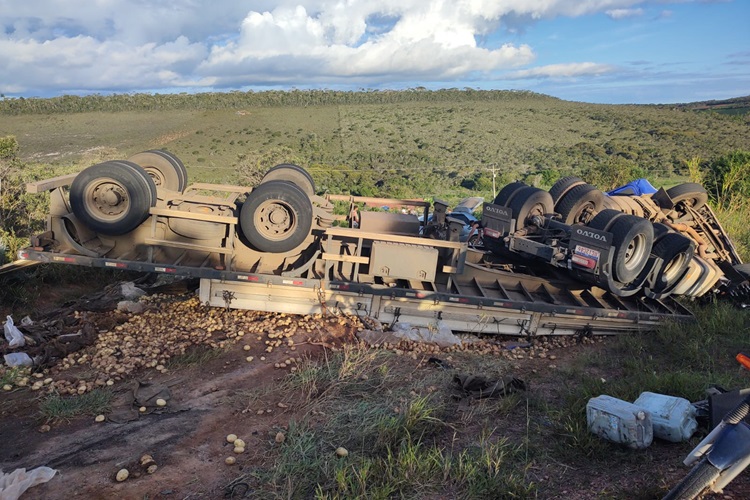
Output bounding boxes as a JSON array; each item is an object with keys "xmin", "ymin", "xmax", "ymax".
[{"xmin": 702, "ymin": 150, "xmax": 750, "ymax": 208}]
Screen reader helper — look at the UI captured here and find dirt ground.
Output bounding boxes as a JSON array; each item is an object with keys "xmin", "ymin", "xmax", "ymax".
[{"xmin": 1, "ymin": 279, "xmax": 749, "ymax": 500}]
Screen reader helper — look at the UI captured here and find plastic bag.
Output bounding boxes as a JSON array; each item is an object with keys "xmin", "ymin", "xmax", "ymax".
[
  {"xmin": 120, "ymin": 282, "xmax": 146, "ymax": 300},
  {"xmin": 4, "ymin": 352, "xmax": 33, "ymax": 367},
  {"xmin": 117, "ymin": 300, "xmax": 144, "ymax": 314},
  {"xmin": 0, "ymin": 466, "xmax": 58, "ymax": 500},
  {"xmin": 3, "ymin": 316, "xmax": 25, "ymax": 348}
]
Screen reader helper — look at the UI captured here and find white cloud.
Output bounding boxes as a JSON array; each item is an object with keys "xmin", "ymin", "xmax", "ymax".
[
  {"xmin": 0, "ymin": 1, "xmax": 673, "ymax": 95},
  {"xmin": 508, "ymin": 62, "xmax": 617, "ymax": 79},
  {"xmin": 606, "ymin": 8, "xmax": 645, "ymax": 19}
]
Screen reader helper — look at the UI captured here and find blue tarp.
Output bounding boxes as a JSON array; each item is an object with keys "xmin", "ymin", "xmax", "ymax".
[{"xmin": 606, "ymin": 178, "xmax": 658, "ymax": 196}]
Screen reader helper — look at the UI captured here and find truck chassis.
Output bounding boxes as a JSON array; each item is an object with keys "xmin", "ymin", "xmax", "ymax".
[{"xmin": 14, "ymin": 151, "xmax": 707, "ymax": 337}]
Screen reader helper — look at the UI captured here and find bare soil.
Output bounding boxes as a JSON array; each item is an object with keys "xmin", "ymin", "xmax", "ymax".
[{"xmin": 1, "ymin": 281, "xmax": 749, "ymax": 500}]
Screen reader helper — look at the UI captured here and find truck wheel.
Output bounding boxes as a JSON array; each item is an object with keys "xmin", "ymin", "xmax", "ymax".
[
  {"xmin": 548, "ymin": 176, "xmax": 585, "ymax": 205},
  {"xmin": 128, "ymin": 150, "xmax": 188, "ymax": 192},
  {"xmin": 261, "ymin": 164, "xmax": 315, "ymax": 197},
  {"xmin": 110, "ymin": 160, "xmax": 157, "ymax": 205},
  {"xmin": 652, "ymin": 222, "xmax": 671, "ymax": 241},
  {"xmin": 508, "ymin": 187, "xmax": 553, "ymax": 227},
  {"xmin": 609, "ymin": 215, "xmax": 654, "ymax": 283},
  {"xmin": 240, "ymin": 180, "xmax": 313, "ymax": 253},
  {"xmin": 555, "ymin": 184, "xmax": 604, "ymax": 225},
  {"xmin": 587, "ymin": 209, "xmax": 625, "ymax": 232},
  {"xmin": 651, "ymin": 232, "xmax": 694, "ymax": 294},
  {"xmin": 70, "ymin": 161, "xmax": 156, "ymax": 236},
  {"xmin": 493, "ymin": 182, "xmax": 527, "ymax": 206},
  {"xmin": 667, "ymin": 183, "xmax": 708, "ymax": 211}
]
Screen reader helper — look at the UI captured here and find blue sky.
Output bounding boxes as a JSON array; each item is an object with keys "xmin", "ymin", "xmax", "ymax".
[{"xmin": 0, "ymin": 0, "xmax": 747, "ymax": 104}]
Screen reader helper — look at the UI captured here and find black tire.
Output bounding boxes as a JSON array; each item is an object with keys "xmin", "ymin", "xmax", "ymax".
[
  {"xmin": 508, "ymin": 187, "xmax": 553, "ymax": 227},
  {"xmin": 608, "ymin": 215, "xmax": 654, "ymax": 283},
  {"xmin": 240, "ymin": 180, "xmax": 313, "ymax": 253},
  {"xmin": 652, "ymin": 222, "xmax": 671, "ymax": 241},
  {"xmin": 493, "ymin": 182, "xmax": 527, "ymax": 206},
  {"xmin": 548, "ymin": 176, "xmax": 585, "ymax": 205},
  {"xmin": 651, "ymin": 232, "xmax": 694, "ymax": 294},
  {"xmin": 128, "ymin": 150, "xmax": 188, "ymax": 192},
  {"xmin": 555, "ymin": 184, "xmax": 604, "ymax": 225},
  {"xmin": 587, "ymin": 209, "xmax": 625, "ymax": 232},
  {"xmin": 110, "ymin": 160, "xmax": 157, "ymax": 205},
  {"xmin": 70, "ymin": 161, "xmax": 156, "ymax": 236},
  {"xmin": 261, "ymin": 164, "xmax": 315, "ymax": 197},
  {"xmin": 663, "ymin": 460, "xmax": 721, "ymax": 500},
  {"xmin": 667, "ymin": 183, "xmax": 708, "ymax": 211}
]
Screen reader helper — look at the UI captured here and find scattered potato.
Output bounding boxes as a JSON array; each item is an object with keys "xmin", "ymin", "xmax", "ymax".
[
  {"xmin": 2, "ymin": 384, "xmax": 11, "ymax": 391},
  {"xmin": 95, "ymin": 415, "xmax": 105, "ymax": 423},
  {"xmin": 275, "ymin": 432, "xmax": 285, "ymax": 443},
  {"xmin": 226, "ymin": 433, "xmax": 238, "ymax": 443},
  {"xmin": 225, "ymin": 456, "xmax": 236, "ymax": 465},
  {"xmin": 233, "ymin": 438, "xmax": 246, "ymax": 448},
  {"xmin": 139, "ymin": 406, "xmax": 147, "ymax": 413},
  {"xmin": 336, "ymin": 447, "xmax": 348, "ymax": 457},
  {"xmin": 146, "ymin": 465, "xmax": 158, "ymax": 474},
  {"xmin": 116, "ymin": 469, "xmax": 129, "ymax": 482},
  {"xmin": 155, "ymin": 398, "xmax": 167, "ymax": 407},
  {"xmin": 233, "ymin": 446, "xmax": 245, "ymax": 454}
]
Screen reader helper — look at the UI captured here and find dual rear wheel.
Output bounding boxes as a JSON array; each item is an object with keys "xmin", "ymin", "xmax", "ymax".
[{"xmin": 72, "ymin": 157, "xmax": 316, "ymax": 254}]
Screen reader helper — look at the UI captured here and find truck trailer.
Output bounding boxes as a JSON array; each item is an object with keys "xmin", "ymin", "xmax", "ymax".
[{"xmin": 14, "ymin": 151, "xmax": 749, "ymax": 336}]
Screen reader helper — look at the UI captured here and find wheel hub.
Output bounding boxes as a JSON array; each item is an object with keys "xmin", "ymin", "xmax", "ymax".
[
  {"xmin": 90, "ymin": 181, "xmax": 128, "ymax": 218},
  {"xmin": 256, "ymin": 200, "xmax": 296, "ymax": 241}
]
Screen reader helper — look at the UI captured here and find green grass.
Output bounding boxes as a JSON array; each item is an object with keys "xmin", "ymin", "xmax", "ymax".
[
  {"xmin": 0, "ymin": 366, "xmax": 29, "ymax": 386},
  {"xmin": 38, "ymin": 388, "xmax": 113, "ymax": 422},
  {"xmin": 535, "ymin": 301, "xmax": 749, "ymax": 468},
  {"xmin": 232, "ymin": 300, "xmax": 750, "ymax": 499},
  {"xmin": 2, "ymin": 91, "xmax": 748, "ymax": 204},
  {"xmin": 236, "ymin": 344, "xmax": 536, "ymax": 499}
]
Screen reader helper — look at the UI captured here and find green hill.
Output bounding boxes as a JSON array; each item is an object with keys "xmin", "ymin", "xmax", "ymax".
[{"xmin": 1, "ymin": 89, "xmax": 748, "ymax": 201}]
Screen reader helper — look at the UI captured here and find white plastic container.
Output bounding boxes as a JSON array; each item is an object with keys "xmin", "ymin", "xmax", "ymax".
[
  {"xmin": 587, "ymin": 395, "xmax": 653, "ymax": 449},
  {"xmin": 633, "ymin": 391, "xmax": 697, "ymax": 442}
]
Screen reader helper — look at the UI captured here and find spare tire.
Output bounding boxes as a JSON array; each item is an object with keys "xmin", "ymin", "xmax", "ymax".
[
  {"xmin": 555, "ymin": 184, "xmax": 604, "ymax": 225},
  {"xmin": 240, "ymin": 180, "xmax": 313, "ymax": 253},
  {"xmin": 70, "ymin": 161, "xmax": 156, "ymax": 236}
]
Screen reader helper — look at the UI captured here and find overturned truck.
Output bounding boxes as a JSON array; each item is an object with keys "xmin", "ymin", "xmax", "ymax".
[{"xmin": 16, "ymin": 151, "xmax": 750, "ymax": 336}]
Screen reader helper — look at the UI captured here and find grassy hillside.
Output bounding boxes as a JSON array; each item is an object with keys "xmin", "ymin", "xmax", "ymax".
[{"xmin": 1, "ymin": 90, "xmax": 749, "ymax": 204}]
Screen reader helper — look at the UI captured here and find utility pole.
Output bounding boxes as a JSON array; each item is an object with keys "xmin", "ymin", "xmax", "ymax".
[{"xmin": 489, "ymin": 164, "xmax": 498, "ymax": 199}]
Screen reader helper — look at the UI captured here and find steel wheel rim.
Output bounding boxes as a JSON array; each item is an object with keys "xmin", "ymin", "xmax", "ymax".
[
  {"xmin": 663, "ymin": 252, "xmax": 689, "ymax": 282},
  {"xmin": 623, "ymin": 233, "xmax": 647, "ymax": 271},
  {"xmin": 254, "ymin": 199, "xmax": 297, "ymax": 241},
  {"xmin": 144, "ymin": 167, "xmax": 167, "ymax": 188},
  {"xmin": 83, "ymin": 176, "xmax": 130, "ymax": 223}
]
